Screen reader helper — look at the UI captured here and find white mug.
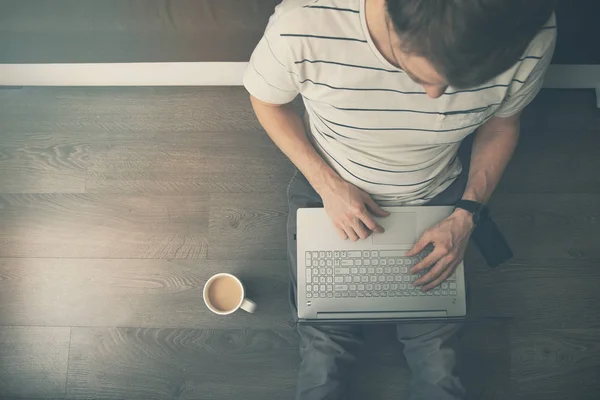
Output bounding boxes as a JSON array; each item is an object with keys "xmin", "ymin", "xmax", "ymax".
[{"xmin": 203, "ymin": 273, "xmax": 257, "ymax": 315}]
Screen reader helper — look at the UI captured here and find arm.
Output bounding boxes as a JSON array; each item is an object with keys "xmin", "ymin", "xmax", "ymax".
[
  {"xmin": 408, "ymin": 114, "xmax": 521, "ymax": 291},
  {"xmin": 250, "ymin": 96, "xmax": 389, "ymax": 240}
]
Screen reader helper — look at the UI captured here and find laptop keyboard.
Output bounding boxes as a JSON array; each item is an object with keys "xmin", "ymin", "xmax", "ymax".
[{"xmin": 304, "ymin": 250, "xmax": 458, "ymax": 299}]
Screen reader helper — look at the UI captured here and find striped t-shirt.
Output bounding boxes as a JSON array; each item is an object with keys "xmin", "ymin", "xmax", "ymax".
[{"xmin": 244, "ymin": 0, "xmax": 556, "ymax": 205}]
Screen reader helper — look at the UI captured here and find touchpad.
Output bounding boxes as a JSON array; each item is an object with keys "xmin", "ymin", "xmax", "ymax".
[{"xmin": 372, "ymin": 212, "xmax": 417, "ymax": 246}]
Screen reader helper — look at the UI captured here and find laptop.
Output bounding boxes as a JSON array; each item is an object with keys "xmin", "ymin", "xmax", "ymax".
[{"xmin": 296, "ymin": 206, "xmax": 467, "ymax": 324}]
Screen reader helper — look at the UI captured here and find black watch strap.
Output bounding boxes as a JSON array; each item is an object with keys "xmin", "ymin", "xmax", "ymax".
[{"xmin": 455, "ymin": 200, "xmax": 489, "ymax": 226}]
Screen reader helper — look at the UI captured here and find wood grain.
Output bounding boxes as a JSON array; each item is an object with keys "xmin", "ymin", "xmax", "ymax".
[
  {"xmin": 0, "ymin": 193, "xmax": 208, "ymax": 259},
  {"xmin": 86, "ymin": 130, "xmax": 293, "ymax": 194},
  {"xmin": 208, "ymin": 192, "xmax": 289, "ymax": 260},
  {"xmin": 0, "ymin": 258, "xmax": 290, "ymax": 330},
  {"xmin": 511, "ymin": 327, "xmax": 600, "ymax": 400},
  {"xmin": 66, "ymin": 327, "xmax": 299, "ymax": 400},
  {"xmin": 0, "ymin": 327, "xmax": 70, "ymax": 399},
  {"xmin": 0, "ymin": 87, "xmax": 263, "ymax": 134}
]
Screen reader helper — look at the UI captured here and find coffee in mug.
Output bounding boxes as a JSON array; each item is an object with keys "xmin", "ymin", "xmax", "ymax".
[{"xmin": 203, "ymin": 273, "xmax": 256, "ymax": 315}]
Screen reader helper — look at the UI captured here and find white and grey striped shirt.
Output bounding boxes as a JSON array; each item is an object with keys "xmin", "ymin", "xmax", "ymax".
[{"xmin": 244, "ymin": 0, "xmax": 556, "ymax": 205}]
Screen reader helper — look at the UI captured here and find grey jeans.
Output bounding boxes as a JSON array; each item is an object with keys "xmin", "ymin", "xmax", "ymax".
[{"xmin": 286, "ymin": 169, "xmax": 469, "ymax": 400}]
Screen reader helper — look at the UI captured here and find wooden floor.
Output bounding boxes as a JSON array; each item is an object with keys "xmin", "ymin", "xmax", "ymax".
[{"xmin": 0, "ymin": 87, "xmax": 599, "ymax": 400}]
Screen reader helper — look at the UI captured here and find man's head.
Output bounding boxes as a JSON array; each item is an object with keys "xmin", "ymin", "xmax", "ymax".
[{"xmin": 385, "ymin": 0, "xmax": 556, "ymax": 98}]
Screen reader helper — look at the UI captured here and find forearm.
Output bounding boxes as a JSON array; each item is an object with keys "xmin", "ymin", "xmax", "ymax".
[
  {"xmin": 462, "ymin": 114, "xmax": 521, "ymax": 204},
  {"xmin": 250, "ymin": 96, "xmax": 341, "ymax": 195}
]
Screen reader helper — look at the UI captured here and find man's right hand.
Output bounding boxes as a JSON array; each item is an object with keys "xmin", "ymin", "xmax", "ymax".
[{"xmin": 319, "ymin": 178, "xmax": 391, "ymax": 242}]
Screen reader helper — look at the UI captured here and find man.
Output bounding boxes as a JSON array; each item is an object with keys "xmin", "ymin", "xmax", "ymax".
[{"xmin": 244, "ymin": 0, "xmax": 556, "ymax": 399}]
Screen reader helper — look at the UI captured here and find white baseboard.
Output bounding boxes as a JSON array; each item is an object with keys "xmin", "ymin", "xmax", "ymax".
[{"xmin": 1, "ymin": 62, "xmax": 599, "ymax": 89}]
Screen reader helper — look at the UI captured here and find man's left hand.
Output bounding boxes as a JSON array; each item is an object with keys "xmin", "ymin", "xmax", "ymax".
[{"xmin": 407, "ymin": 209, "xmax": 475, "ymax": 291}]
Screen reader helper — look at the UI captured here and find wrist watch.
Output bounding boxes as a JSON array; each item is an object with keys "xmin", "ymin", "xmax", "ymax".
[{"xmin": 455, "ymin": 200, "xmax": 489, "ymax": 226}]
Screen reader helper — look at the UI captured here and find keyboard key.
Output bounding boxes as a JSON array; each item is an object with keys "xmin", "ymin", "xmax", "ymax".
[
  {"xmin": 403, "ymin": 275, "xmax": 411, "ymax": 282},
  {"xmin": 394, "ymin": 276, "xmax": 402, "ymax": 282},
  {"xmin": 320, "ymin": 293, "xmax": 326, "ymax": 298},
  {"xmin": 353, "ymin": 276, "xmax": 360, "ymax": 283},
  {"xmin": 312, "ymin": 284, "xmax": 319, "ymax": 292},
  {"xmin": 370, "ymin": 276, "xmax": 377, "ymax": 282},
  {"xmin": 351, "ymin": 267, "xmax": 358, "ymax": 274},
  {"xmin": 357, "ymin": 284, "xmax": 365, "ymax": 291},
  {"xmin": 312, "ymin": 268, "xmax": 318, "ymax": 276},
  {"xmin": 378, "ymin": 276, "xmax": 386, "ymax": 282},
  {"xmin": 419, "ymin": 291, "xmax": 426, "ymax": 296},
  {"xmin": 450, "ymin": 290, "xmax": 457, "ymax": 296},
  {"xmin": 334, "ymin": 259, "xmax": 340, "ymax": 266},
  {"xmin": 401, "ymin": 267, "xmax": 408, "ymax": 273},
  {"xmin": 380, "ymin": 259, "xmax": 387, "ymax": 266},
  {"xmin": 327, "ymin": 277, "xmax": 333, "ymax": 284},
  {"xmin": 374, "ymin": 284, "xmax": 382, "ymax": 290},
  {"xmin": 379, "ymin": 250, "xmax": 404, "ymax": 257},
  {"xmin": 382, "ymin": 283, "xmax": 390, "ymax": 290},
  {"xmin": 349, "ymin": 284, "xmax": 357, "ymax": 291},
  {"xmin": 366, "ymin": 292, "xmax": 373, "ymax": 297},
  {"xmin": 381, "ymin": 291, "xmax": 388, "ymax": 297},
  {"xmin": 366, "ymin": 284, "xmax": 374, "ymax": 291},
  {"xmin": 341, "ymin": 260, "xmax": 354, "ymax": 266},
  {"xmin": 427, "ymin": 291, "xmax": 433, "ymax": 296},
  {"xmin": 326, "ymin": 259, "xmax": 332, "ymax": 267},
  {"xmin": 361, "ymin": 276, "xmax": 369, "ymax": 282},
  {"xmin": 441, "ymin": 283, "xmax": 449, "ymax": 289},
  {"xmin": 386, "ymin": 276, "xmax": 394, "ymax": 282},
  {"xmin": 335, "ymin": 292, "xmax": 341, "ymax": 298},
  {"xmin": 364, "ymin": 259, "xmax": 371, "ymax": 266},
  {"xmin": 448, "ymin": 273, "xmax": 456, "ymax": 281},
  {"xmin": 371, "ymin": 250, "xmax": 378, "ymax": 258},
  {"xmin": 319, "ymin": 251, "xmax": 325, "ymax": 258},
  {"xmin": 411, "ymin": 291, "xmax": 420, "ymax": 297},
  {"xmin": 344, "ymin": 276, "xmax": 352, "ymax": 283},
  {"xmin": 348, "ymin": 251, "xmax": 362, "ymax": 258},
  {"xmin": 335, "ymin": 284, "xmax": 348, "ymax": 291},
  {"xmin": 442, "ymin": 290, "xmax": 448, "ymax": 296},
  {"xmin": 335, "ymin": 268, "xmax": 350, "ymax": 275},
  {"xmin": 434, "ymin": 290, "xmax": 441, "ymax": 296},
  {"xmin": 355, "ymin": 259, "xmax": 362, "ymax": 266},
  {"xmin": 395, "ymin": 291, "xmax": 404, "ymax": 297},
  {"xmin": 327, "ymin": 268, "xmax": 333, "ymax": 275},
  {"xmin": 371, "ymin": 259, "xmax": 379, "ymax": 266},
  {"xmin": 368, "ymin": 267, "xmax": 375, "ymax": 274},
  {"xmin": 312, "ymin": 251, "xmax": 318, "ymax": 258},
  {"xmin": 306, "ymin": 284, "xmax": 311, "ymax": 292},
  {"xmin": 373, "ymin": 292, "xmax": 380, "ymax": 297},
  {"xmin": 392, "ymin": 267, "xmax": 400, "ymax": 274},
  {"xmin": 349, "ymin": 291, "xmax": 357, "ymax": 298},
  {"xmin": 326, "ymin": 251, "xmax": 332, "ymax": 258},
  {"xmin": 399, "ymin": 283, "xmax": 407, "ymax": 290},
  {"xmin": 335, "ymin": 276, "xmax": 344, "ymax": 283},
  {"xmin": 334, "ymin": 251, "xmax": 340, "ymax": 258},
  {"xmin": 327, "ymin": 292, "xmax": 333, "ymax": 298},
  {"xmin": 391, "ymin": 284, "xmax": 398, "ymax": 290},
  {"xmin": 341, "ymin": 251, "xmax": 347, "ymax": 258},
  {"xmin": 358, "ymin": 292, "xmax": 365, "ymax": 297},
  {"xmin": 449, "ymin": 283, "xmax": 457, "ymax": 290},
  {"xmin": 327, "ymin": 284, "xmax": 333, "ymax": 292},
  {"xmin": 306, "ymin": 269, "xmax": 312, "ymax": 283},
  {"xmin": 342, "ymin": 292, "xmax": 349, "ymax": 297},
  {"xmin": 404, "ymin": 291, "xmax": 412, "ymax": 297},
  {"xmin": 376, "ymin": 267, "xmax": 383, "ymax": 274},
  {"xmin": 320, "ymin": 284, "xmax": 326, "ymax": 291},
  {"xmin": 319, "ymin": 277, "xmax": 326, "ymax": 283},
  {"xmin": 396, "ymin": 258, "xmax": 404, "ymax": 265},
  {"xmin": 359, "ymin": 268, "xmax": 367, "ymax": 274},
  {"xmin": 363, "ymin": 251, "xmax": 370, "ymax": 258},
  {"xmin": 319, "ymin": 260, "xmax": 326, "ymax": 267},
  {"xmin": 306, "ymin": 259, "xmax": 312, "ymax": 267},
  {"xmin": 306, "ymin": 293, "xmax": 312, "ymax": 298},
  {"xmin": 388, "ymin": 258, "xmax": 395, "ymax": 266}
]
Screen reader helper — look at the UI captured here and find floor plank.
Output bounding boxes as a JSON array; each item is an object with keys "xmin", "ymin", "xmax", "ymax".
[
  {"xmin": 0, "ymin": 193, "xmax": 208, "ymax": 259},
  {"xmin": 511, "ymin": 327, "xmax": 600, "ymax": 400},
  {"xmin": 66, "ymin": 327, "xmax": 299, "ymax": 400},
  {"xmin": 0, "ymin": 258, "xmax": 290, "ymax": 330},
  {"xmin": 0, "ymin": 326, "xmax": 70, "ymax": 399},
  {"xmin": 208, "ymin": 192, "xmax": 289, "ymax": 260},
  {"xmin": 0, "ymin": 87, "xmax": 263, "ymax": 134}
]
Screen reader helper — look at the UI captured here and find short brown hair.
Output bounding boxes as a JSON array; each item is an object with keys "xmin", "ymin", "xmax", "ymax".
[{"xmin": 386, "ymin": 0, "xmax": 556, "ymax": 88}]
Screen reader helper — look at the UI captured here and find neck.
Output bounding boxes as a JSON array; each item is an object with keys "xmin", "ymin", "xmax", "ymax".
[{"xmin": 365, "ymin": 0, "xmax": 402, "ymax": 68}]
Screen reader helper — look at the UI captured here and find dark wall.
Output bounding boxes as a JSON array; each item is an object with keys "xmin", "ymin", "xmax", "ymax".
[{"xmin": 0, "ymin": 0, "xmax": 597, "ymax": 64}]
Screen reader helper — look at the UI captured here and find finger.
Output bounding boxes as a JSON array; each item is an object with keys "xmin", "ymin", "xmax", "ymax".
[
  {"xmin": 410, "ymin": 247, "xmax": 445, "ymax": 274},
  {"xmin": 335, "ymin": 226, "xmax": 348, "ymax": 240},
  {"xmin": 344, "ymin": 226, "xmax": 359, "ymax": 242},
  {"xmin": 406, "ymin": 232, "xmax": 431, "ymax": 257},
  {"xmin": 421, "ymin": 263, "xmax": 457, "ymax": 291},
  {"xmin": 413, "ymin": 256, "xmax": 452, "ymax": 288},
  {"xmin": 364, "ymin": 196, "xmax": 391, "ymax": 218},
  {"xmin": 353, "ymin": 220, "xmax": 371, "ymax": 240},
  {"xmin": 357, "ymin": 210, "xmax": 382, "ymax": 233}
]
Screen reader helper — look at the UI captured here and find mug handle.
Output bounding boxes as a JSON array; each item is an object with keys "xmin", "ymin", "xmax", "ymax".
[{"xmin": 240, "ymin": 298, "xmax": 257, "ymax": 313}]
